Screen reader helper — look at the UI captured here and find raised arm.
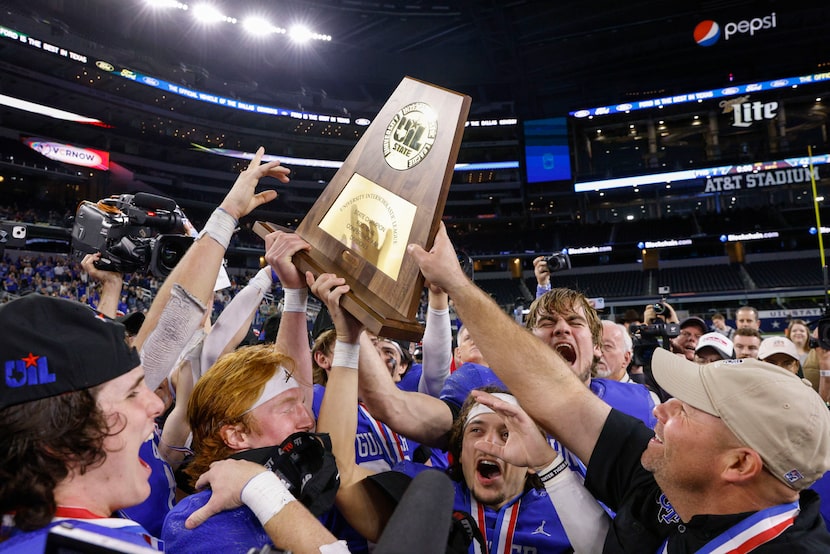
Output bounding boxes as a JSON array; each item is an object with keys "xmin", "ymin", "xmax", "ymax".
[
  {"xmin": 407, "ymin": 223, "xmax": 611, "ymax": 465},
  {"xmin": 199, "ymin": 267, "xmax": 272, "ymax": 372},
  {"xmin": 357, "ymin": 330, "xmax": 455, "ymax": 448},
  {"xmin": 134, "ymin": 147, "xmax": 287, "ymax": 353},
  {"xmin": 265, "ymin": 231, "xmax": 314, "ymax": 406},
  {"xmin": 133, "ymin": 147, "xmax": 287, "ymax": 390},
  {"xmin": 311, "ymin": 272, "xmax": 395, "ymax": 542},
  {"xmin": 532, "ymin": 255, "xmax": 551, "ymax": 298},
  {"xmin": 418, "ymin": 285, "xmax": 452, "ymax": 396},
  {"xmin": 81, "ymin": 252, "xmax": 123, "ymax": 318}
]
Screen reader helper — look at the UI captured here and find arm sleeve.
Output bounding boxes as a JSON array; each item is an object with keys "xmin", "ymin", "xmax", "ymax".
[
  {"xmin": 139, "ymin": 284, "xmax": 207, "ymax": 391},
  {"xmin": 544, "ymin": 463, "xmax": 611, "ymax": 554},
  {"xmin": 418, "ymin": 306, "xmax": 452, "ymax": 396},
  {"xmin": 199, "ymin": 267, "xmax": 271, "ymax": 374}
]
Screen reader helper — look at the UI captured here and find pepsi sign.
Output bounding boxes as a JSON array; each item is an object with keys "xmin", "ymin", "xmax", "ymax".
[{"xmin": 694, "ymin": 12, "xmax": 777, "ymax": 46}]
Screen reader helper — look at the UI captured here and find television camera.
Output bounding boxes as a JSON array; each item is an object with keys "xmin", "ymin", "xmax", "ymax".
[
  {"xmin": 631, "ymin": 286, "xmax": 679, "ymax": 366},
  {"xmin": 70, "ymin": 193, "xmax": 193, "ymax": 278}
]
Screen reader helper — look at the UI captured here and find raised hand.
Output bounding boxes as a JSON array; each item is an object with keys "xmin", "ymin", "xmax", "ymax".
[
  {"xmin": 264, "ymin": 231, "xmax": 311, "ymax": 290},
  {"xmin": 306, "ymin": 271, "xmax": 364, "ymax": 344},
  {"xmin": 469, "ymin": 389, "xmax": 558, "ymax": 471},
  {"xmin": 219, "ymin": 146, "xmax": 288, "ymax": 220}
]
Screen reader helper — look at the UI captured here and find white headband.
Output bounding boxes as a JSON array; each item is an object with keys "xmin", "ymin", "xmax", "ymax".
[
  {"xmin": 378, "ymin": 338, "xmax": 404, "ymax": 357},
  {"xmin": 464, "ymin": 393, "xmax": 519, "ymax": 428},
  {"xmin": 243, "ymin": 365, "xmax": 300, "ymax": 414}
]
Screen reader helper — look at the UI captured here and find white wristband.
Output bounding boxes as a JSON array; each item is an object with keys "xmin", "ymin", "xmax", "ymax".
[
  {"xmin": 282, "ymin": 288, "xmax": 308, "ymax": 313},
  {"xmin": 332, "ymin": 340, "xmax": 359, "ymax": 369},
  {"xmin": 249, "ymin": 267, "xmax": 273, "ymax": 293},
  {"xmin": 197, "ymin": 207, "xmax": 237, "ymax": 249},
  {"xmin": 319, "ymin": 541, "xmax": 350, "ymax": 553},
  {"xmin": 536, "ymin": 454, "xmax": 568, "ymax": 483},
  {"xmin": 820, "ymin": 370, "xmax": 830, "ymax": 377},
  {"xmin": 240, "ymin": 471, "xmax": 295, "ymax": 526}
]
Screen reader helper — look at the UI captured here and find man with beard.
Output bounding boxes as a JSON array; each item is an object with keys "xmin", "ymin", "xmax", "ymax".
[{"xmin": 409, "ymin": 223, "xmax": 830, "ymax": 553}]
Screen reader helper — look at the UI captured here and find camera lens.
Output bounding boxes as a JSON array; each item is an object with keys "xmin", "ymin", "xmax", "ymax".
[
  {"xmin": 159, "ymin": 243, "xmax": 183, "ymax": 268},
  {"xmin": 653, "ymin": 302, "xmax": 665, "ymax": 315}
]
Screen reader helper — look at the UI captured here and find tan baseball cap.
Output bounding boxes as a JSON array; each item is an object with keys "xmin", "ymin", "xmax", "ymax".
[{"xmin": 651, "ymin": 348, "xmax": 830, "ymax": 490}]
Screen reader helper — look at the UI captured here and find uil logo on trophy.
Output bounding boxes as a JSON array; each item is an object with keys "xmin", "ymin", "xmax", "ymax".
[
  {"xmin": 257, "ymin": 77, "xmax": 471, "ymax": 340},
  {"xmin": 383, "ymin": 102, "xmax": 438, "ymax": 171}
]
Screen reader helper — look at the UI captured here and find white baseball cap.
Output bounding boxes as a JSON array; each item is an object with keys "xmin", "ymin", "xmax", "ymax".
[{"xmin": 694, "ymin": 332, "xmax": 734, "ymax": 360}]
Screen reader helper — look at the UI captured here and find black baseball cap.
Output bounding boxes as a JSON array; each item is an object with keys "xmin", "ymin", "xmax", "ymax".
[
  {"xmin": 0, "ymin": 295, "xmax": 140, "ymax": 410},
  {"xmin": 679, "ymin": 316, "xmax": 707, "ymax": 333},
  {"xmin": 116, "ymin": 311, "xmax": 145, "ymax": 336}
]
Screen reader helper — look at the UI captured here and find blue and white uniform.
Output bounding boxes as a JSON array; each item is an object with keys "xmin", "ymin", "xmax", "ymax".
[
  {"xmin": 313, "ymin": 384, "xmax": 411, "ymax": 473},
  {"xmin": 2, "ymin": 507, "xmax": 162, "ymax": 552},
  {"xmin": 394, "ymin": 462, "xmax": 576, "ymax": 554}
]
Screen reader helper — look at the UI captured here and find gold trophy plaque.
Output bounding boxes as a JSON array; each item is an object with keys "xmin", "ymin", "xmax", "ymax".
[{"xmin": 259, "ymin": 77, "xmax": 470, "ymax": 340}]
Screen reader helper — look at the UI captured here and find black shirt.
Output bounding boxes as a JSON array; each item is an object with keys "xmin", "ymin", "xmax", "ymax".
[{"xmin": 585, "ymin": 409, "xmax": 830, "ymax": 553}]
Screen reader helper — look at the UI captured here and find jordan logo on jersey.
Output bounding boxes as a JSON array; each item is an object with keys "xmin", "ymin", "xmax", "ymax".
[{"xmin": 531, "ymin": 520, "xmax": 551, "ymax": 536}]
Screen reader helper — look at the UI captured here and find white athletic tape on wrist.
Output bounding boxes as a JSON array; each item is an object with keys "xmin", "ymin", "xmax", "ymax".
[
  {"xmin": 821, "ymin": 370, "xmax": 830, "ymax": 377},
  {"xmin": 197, "ymin": 208, "xmax": 237, "ymax": 249},
  {"xmin": 240, "ymin": 471, "xmax": 295, "ymax": 526},
  {"xmin": 319, "ymin": 541, "xmax": 350, "ymax": 553},
  {"xmin": 282, "ymin": 288, "xmax": 308, "ymax": 313},
  {"xmin": 332, "ymin": 341, "xmax": 359, "ymax": 369}
]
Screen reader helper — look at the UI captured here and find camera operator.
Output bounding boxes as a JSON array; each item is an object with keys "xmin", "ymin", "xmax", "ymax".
[
  {"xmin": 531, "ymin": 253, "xmax": 570, "ymax": 298},
  {"xmin": 632, "ymin": 303, "xmax": 706, "ymax": 403}
]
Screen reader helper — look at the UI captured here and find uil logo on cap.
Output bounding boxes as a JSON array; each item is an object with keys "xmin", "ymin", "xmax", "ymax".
[{"xmin": 4, "ymin": 352, "xmax": 56, "ymax": 388}]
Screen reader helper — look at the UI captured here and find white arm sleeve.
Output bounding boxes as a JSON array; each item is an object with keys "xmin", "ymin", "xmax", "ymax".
[
  {"xmin": 139, "ymin": 284, "xmax": 207, "ymax": 391},
  {"xmin": 544, "ymin": 463, "xmax": 611, "ymax": 554},
  {"xmin": 199, "ymin": 267, "xmax": 271, "ymax": 375},
  {"xmin": 418, "ymin": 306, "xmax": 452, "ymax": 396}
]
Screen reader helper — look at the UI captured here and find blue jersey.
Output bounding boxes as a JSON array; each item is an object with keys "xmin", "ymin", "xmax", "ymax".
[
  {"xmin": 810, "ymin": 471, "xmax": 830, "ymax": 528},
  {"xmin": 590, "ymin": 377, "xmax": 657, "ymax": 428},
  {"xmin": 118, "ymin": 431, "xmax": 177, "ymax": 537},
  {"xmin": 396, "ymin": 363, "xmax": 422, "ymax": 392},
  {"xmin": 442, "ymin": 363, "xmax": 656, "ymax": 428},
  {"xmin": 394, "ymin": 462, "xmax": 573, "ymax": 554},
  {"xmin": 1, "ymin": 517, "xmax": 161, "ymax": 552},
  {"xmin": 162, "ymin": 489, "xmax": 367, "ymax": 554},
  {"xmin": 313, "ymin": 384, "xmax": 411, "ymax": 473}
]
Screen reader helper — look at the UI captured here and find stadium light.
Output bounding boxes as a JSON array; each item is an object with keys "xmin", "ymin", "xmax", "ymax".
[
  {"xmin": 288, "ymin": 24, "xmax": 313, "ymax": 44},
  {"xmin": 146, "ymin": 0, "xmax": 187, "ymax": 9},
  {"xmin": 242, "ymin": 16, "xmax": 285, "ymax": 37},
  {"xmin": 192, "ymin": 4, "xmax": 236, "ymax": 24}
]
